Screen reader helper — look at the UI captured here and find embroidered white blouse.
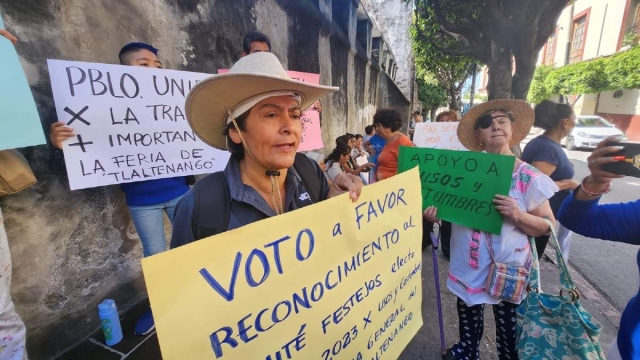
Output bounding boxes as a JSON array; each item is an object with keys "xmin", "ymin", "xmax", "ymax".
[{"xmin": 447, "ymin": 162, "xmax": 558, "ymax": 306}]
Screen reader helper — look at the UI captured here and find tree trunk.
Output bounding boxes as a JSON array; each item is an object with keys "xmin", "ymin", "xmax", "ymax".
[
  {"xmin": 512, "ymin": 51, "xmax": 538, "ymax": 101},
  {"xmin": 485, "ymin": 43, "xmax": 524, "ymax": 157},
  {"xmin": 486, "ymin": 42, "xmax": 513, "ymax": 100},
  {"xmin": 430, "ymin": 106, "xmax": 437, "ymax": 122},
  {"xmin": 448, "ymin": 86, "xmax": 461, "ymax": 111}
]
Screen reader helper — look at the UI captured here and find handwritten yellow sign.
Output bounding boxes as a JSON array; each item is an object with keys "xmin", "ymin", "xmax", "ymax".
[{"xmin": 142, "ymin": 167, "xmax": 424, "ymax": 360}]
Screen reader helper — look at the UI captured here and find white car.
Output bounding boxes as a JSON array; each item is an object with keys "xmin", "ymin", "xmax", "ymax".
[{"xmin": 563, "ymin": 115, "xmax": 627, "ymax": 150}]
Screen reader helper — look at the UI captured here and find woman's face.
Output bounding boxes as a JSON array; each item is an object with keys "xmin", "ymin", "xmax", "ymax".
[
  {"xmin": 561, "ymin": 114, "xmax": 576, "ymax": 138},
  {"xmin": 228, "ymin": 95, "xmax": 302, "ymax": 170},
  {"xmin": 355, "ymin": 138, "xmax": 363, "ymax": 148},
  {"xmin": 375, "ymin": 123, "xmax": 392, "ymax": 139},
  {"xmin": 439, "ymin": 115, "xmax": 457, "ymax": 122},
  {"xmin": 339, "ymin": 153, "xmax": 350, "ymax": 164},
  {"xmin": 475, "ymin": 111, "xmax": 513, "ymax": 151}
]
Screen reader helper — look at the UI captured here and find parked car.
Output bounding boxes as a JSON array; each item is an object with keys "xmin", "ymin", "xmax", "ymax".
[{"xmin": 562, "ymin": 115, "xmax": 627, "ymax": 150}]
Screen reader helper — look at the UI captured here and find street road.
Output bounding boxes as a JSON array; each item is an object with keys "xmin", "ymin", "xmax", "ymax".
[{"xmin": 562, "ymin": 146, "xmax": 640, "ymax": 312}]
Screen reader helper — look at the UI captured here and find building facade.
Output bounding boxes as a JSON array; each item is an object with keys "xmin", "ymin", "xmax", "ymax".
[
  {"xmin": 477, "ymin": 0, "xmax": 640, "ymax": 140},
  {"xmin": 538, "ymin": 0, "xmax": 640, "ymax": 140}
]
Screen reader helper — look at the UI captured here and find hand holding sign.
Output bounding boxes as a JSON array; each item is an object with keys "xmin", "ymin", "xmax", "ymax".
[
  {"xmin": 142, "ymin": 168, "xmax": 424, "ymax": 360},
  {"xmin": 398, "ymin": 147, "xmax": 515, "ymax": 234},
  {"xmin": 48, "ymin": 60, "xmax": 231, "ymax": 190}
]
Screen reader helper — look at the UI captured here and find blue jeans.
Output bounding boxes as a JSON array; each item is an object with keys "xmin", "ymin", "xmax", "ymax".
[{"xmin": 128, "ymin": 194, "xmax": 184, "ymax": 257}]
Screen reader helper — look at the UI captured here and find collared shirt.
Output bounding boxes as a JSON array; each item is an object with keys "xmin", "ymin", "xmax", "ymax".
[{"xmin": 171, "ymin": 155, "xmax": 330, "ymax": 247}]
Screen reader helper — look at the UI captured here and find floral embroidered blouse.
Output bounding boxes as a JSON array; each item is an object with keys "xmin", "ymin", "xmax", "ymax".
[{"xmin": 447, "ymin": 162, "xmax": 558, "ymax": 306}]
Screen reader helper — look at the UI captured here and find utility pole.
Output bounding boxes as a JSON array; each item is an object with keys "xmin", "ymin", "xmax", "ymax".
[{"xmin": 469, "ymin": 63, "xmax": 478, "ymax": 108}]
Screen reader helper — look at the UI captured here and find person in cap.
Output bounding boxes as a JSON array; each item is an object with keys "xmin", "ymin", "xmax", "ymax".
[
  {"xmin": 423, "ymin": 100, "xmax": 558, "ymax": 360},
  {"xmin": 49, "ymin": 42, "xmax": 190, "ymax": 337},
  {"xmin": 170, "ymin": 52, "xmax": 362, "ymax": 247}
]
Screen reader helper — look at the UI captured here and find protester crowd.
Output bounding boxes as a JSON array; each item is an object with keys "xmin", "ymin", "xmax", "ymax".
[{"xmin": 1, "ymin": 22, "xmax": 639, "ymax": 360}]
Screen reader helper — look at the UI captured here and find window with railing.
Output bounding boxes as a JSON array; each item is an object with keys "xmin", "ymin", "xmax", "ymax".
[{"xmin": 570, "ymin": 15, "xmax": 587, "ymax": 63}]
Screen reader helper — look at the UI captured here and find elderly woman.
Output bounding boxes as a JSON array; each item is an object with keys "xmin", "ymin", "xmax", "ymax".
[
  {"xmin": 423, "ymin": 100, "xmax": 558, "ymax": 360},
  {"xmin": 171, "ymin": 52, "xmax": 363, "ymax": 245},
  {"xmin": 558, "ymin": 137, "xmax": 640, "ymax": 360}
]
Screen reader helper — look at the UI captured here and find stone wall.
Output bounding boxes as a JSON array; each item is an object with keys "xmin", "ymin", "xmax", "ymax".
[
  {"xmin": 362, "ymin": 0, "xmax": 415, "ymax": 100},
  {"xmin": 0, "ymin": 0, "xmax": 411, "ymax": 358}
]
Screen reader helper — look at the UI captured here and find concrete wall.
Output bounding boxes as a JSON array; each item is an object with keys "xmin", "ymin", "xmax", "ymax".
[
  {"xmin": 0, "ymin": 0, "xmax": 411, "ymax": 358},
  {"xmin": 362, "ymin": 0, "xmax": 414, "ymax": 100},
  {"xmin": 598, "ymin": 89, "xmax": 640, "ymax": 140}
]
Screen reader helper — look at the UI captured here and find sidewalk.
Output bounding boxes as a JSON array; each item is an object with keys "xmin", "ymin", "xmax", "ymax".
[{"xmin": 56, "ymin": 242, "xmax": 620, "ymax": 360}]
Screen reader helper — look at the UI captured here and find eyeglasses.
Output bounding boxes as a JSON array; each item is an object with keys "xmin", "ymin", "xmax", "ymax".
[{"xmin": 475, "ymin": 114, "xmax": 512, "ymax": 129}]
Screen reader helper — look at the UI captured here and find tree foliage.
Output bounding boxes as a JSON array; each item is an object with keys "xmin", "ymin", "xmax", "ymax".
[
  {"xmin": 409, "ymin": 0, "xmax": 569, "ymax": 100},
  {"xmin": 527, "ymin": 65, "xmax": 553, "ymax": 103},
  {"xmin": 528, "ymin": 46, "xmax": 640, "ymax": 102},
  {"xmin": 416, "ymin": 72, "xmax": 447, "ymax": 110},
  {"xmin": 411, "ymin": 12, "xmax": 477, "ymax": 111}
]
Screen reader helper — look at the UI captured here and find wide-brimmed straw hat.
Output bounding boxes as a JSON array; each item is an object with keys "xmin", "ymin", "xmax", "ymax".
[
  {"xmin": 457, "ymin": 99, "xmax": 534, "ymax": 151},
  {"xmin": 185, "ymin": 52, "xmax": 339, "ymax": 150}
]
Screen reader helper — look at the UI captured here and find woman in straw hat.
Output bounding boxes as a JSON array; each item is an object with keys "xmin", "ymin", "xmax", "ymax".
[
  {"xmin": 423, "ymin": 100, "xmax": 558, "ymax": 360},
  {"xmin": 170, "ymin": 52, "xmax": 363, "ymax": 247}
]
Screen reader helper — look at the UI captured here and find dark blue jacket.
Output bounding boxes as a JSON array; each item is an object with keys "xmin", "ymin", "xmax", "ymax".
[{"xmin": 170, "ymin": 155, "xmax": 330, "ymax": 248}]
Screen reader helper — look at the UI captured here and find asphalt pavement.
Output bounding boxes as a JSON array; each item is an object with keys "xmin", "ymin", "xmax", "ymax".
[{"xmin": 523, "ymin": 129, "xmax": 639, "ymax": 313}]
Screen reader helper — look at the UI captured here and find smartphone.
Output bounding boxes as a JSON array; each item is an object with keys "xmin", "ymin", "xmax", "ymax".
[{"xmin": 601, "ymin": 141, "xmax": 640, "ymax": 178}]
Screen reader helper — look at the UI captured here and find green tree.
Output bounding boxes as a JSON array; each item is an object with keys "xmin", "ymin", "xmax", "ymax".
[
  {"xmin": 409, "ymin": 0, "xmax": 569, "ymax": 101},
  {"xmin": 416, "ymin": 71, "xmax": 447, "ymax": 120},
  {"xmin": 527, "ymin": 46, "xmax": 640, "ymax": 103},
  {"xmin": 412, "ymin": 10, "xmax": 478, "ymax": 112},
  {"xmin": 527, "ymin": 65, "xmax": 554, "ymax": 104}
]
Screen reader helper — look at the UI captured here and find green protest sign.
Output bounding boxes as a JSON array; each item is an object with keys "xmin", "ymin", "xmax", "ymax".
[{"xmin": 398, "ymin": 147, "xmax": 515, "ymax": 234}]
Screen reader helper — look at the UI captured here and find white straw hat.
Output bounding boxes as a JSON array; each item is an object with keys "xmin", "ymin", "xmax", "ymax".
[
  {"xmin": 185, "ymin": 52, "xmax": 339, "ymax": 150},
  {"xmin": 457, "ymin": 99, "xmax": 534, "ymax": 151}
]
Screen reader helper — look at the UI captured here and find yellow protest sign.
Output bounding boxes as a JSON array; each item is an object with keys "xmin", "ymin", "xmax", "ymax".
[{"xmin": 142, "ymin": 167, "xmax": 424, "ymax": 360}]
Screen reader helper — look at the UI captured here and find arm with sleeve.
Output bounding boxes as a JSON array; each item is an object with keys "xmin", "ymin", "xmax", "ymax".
[
  {"xmin": 170, "ymin": 190, "xmax": 197, "ymax": 249},
  {"xmin": 558, "ymin": 195, "xmax": 640, "ymax": 245}
]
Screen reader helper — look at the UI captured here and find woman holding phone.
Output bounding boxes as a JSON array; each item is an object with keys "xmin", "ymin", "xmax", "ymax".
[{"xmin": 558, "ymin": 137, "xmax": 640, "ymax": 360}]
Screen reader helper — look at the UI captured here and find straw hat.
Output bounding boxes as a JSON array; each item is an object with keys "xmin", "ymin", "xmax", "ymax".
[
  {"xmin": 185, "ymin": 52, "xmax": 339, "ymax": 150},
  {"xmin": 457, "ymin": 99, "xmax": 534, "ymax": 151}
]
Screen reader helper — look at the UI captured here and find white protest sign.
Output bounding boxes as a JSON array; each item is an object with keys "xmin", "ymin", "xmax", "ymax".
[
  {"xmin": 413, "ymin": 122, "xmax": 466, "ymax": 151},
  {"xmin": 48, "ymin": 60, "xmax": 230, "ymax": 190}
]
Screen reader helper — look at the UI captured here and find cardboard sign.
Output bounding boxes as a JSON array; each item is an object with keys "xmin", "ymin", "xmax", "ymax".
[
  {"xmin": 142, "ymin": 168, "xmax": 424, "ymax": 360},
  {"xmin": 48, "ymin": 60, "xmax": 230, "ymax": 190},
  {"xmin": 413, "ymin": 122, "xmax": 464, "ymax": 151},
  {"xmin": 218, "ymin": 69, "xmax": 324, "ymax": 152},
  {"xmin": 398, "ymin": 147, "xmax": 515, "ymax": 234},
  {"xmin": 0, "ymin": 13, "xmax": 46, "ymax": 150}
]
